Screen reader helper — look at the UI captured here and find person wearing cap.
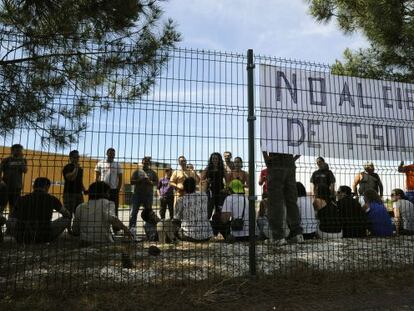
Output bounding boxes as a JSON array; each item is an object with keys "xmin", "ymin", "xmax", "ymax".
[
  {"xmin": 310, "ymin": 157, "xmax": 336, "ymax": 198},
  {"xmin": 352, "ymin": 162, "xmax": 383, "ymax": 205},
  {"xmin": 391, "ymin": 188, "xmax": 414, "ymax": 235},
  {"xmin": 129, "ymin": 156, "xmax": 158, "ymax": 232},
  {"xmin": 219, "ymin": 179, "xmax": 256, "ymax": 241},
  {"xmin": 398, "ymin": 161, "xmax": 414, "ymax": 204}
]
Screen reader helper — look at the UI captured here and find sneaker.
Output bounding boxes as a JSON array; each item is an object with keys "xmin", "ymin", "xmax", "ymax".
[
  {"xmin": 265, "ymin": 237, "xmax": 287, "ymax": 246},
  {"xmin": 288, "ymin": 234, "xmax": 304, "ymax": 244}
]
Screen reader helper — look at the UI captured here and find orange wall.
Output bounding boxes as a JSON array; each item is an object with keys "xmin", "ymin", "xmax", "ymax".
[{"xmin": 0, "ymin": 147, "xmax": 167, "ymax": 205}]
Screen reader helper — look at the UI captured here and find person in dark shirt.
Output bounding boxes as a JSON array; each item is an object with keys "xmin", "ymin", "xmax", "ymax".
[
  {"xmin": 62, "ymin": 150, "xmax": 86, "ymax": 219},
  {"xmin": 336, "ymin": 185, "xmax": 368, "ymax": 238},
  {"xmin": 157, "ymin": 167, "xmax": 174, "ymax": 219},
  {"xmin": 0, "ymin": 144, "xmax": 28, "ymax": 214},
  {"xmin": 7, "ymin": 177, "xmax": 70, "ymax": 243},
  {"xmin": 129, "ymin": 156, "xmax": 158, "ymax": 231},
  {"xmin": 310, "ymin": 157, "xmax": 336, "ymax": 198}
]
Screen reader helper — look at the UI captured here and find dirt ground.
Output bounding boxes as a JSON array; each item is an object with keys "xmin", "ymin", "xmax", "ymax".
[{"xmin": 1, "ymin": 268, "xmax": 414, "ymax": 310}]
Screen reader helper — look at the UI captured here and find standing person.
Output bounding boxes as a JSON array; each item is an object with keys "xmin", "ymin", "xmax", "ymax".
[
  {"xmin": 129, "ymin": 156, "xmax": 158, "ymax": 230},
  {"xmin": 398, "ymin": 161, "xmax": 414, "ymax": 204},
  {"xmin": 391, "ymin": 188, "xmax": 414, "ymax": 235},
  {"xmin": 258, "ymin": 167, "xmax": 268, "ymax": 199},
  {"xmin": 226, "ymin": 156, "xmax": 249, "ymax": 190},
  {"xmin": 263, "ymin": 152, "xmax": 303, "ymax": 246},
  {"xmin": 170, "ymin": 156, "xmax": 200, "ymax": 200},
  {"xmin": 62, "ymin": 150, "xmax": 85, "ymax": 221},
  {"xmin": 157, "ymin": 167, "xmax": 174, "ymax": 219},
  {"xmin": 95, "ymin": 148, "xmax": 123, "ymax": 217},
  {"xmin": 223, "ymin": 151, "xmax": 235, "ymax": 174},
  {"xmin": 310, "ymin": 157, "xmax": 336, "ymax": 198},
  {"xmin": 336, "ymin": 185, "xmax": 368, "ymax": 238},
  {"xmin": 6, "ymin": 177, "xmax": 71, "ymax": 244},
  {"xmin": 201, "ymin": 152, "xmax": 226, "ymax": 218},
  {"xmin": 352, "ymin": 162, "xmax": 383, "ymax": 205},
  {"xmin": 362, "ymin": 189, "xmax": 393, "ymax": 237},
  {"xmin": 0, "ymin": 144, "xmax": 27, "ymax": 215}
]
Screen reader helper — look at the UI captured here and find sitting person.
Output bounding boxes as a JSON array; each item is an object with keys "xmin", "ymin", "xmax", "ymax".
[
  {"xmin": 297, "ymin": 182, "xmax": 317, "ymax": 240},
  {"xmin": 362, "ymin": 189, "xmax": 393, "ymax": 237},
  {"xmin": 220, "ymin": 179, "xmax": 255, "ymax": 241},
  {"xmin": 336, "ymin": 185, "xmax": 368, "ymax": 238},
  {"xmin": 72, "ymin": 181, "xmax": 132, "ymax": 243},
  {"xmin": 313, "ymin": 184, "xmax": 342, "ymax": 239},
  {"xmin": 174, "ymin": 177, "xmax": 214, "ymax": 242},
  {"xmin": 391, "ymin": 188, "xmax": 414, "ymax": 235},
  {"xmin": 7, "ymin": 177, "xmax": 71, "ymax": 244}
]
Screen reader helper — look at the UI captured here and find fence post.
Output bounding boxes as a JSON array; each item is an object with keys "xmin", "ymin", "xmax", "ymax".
[{"xmin": 247, "ymin": 49, "xmax": 256, "ymax": 276}]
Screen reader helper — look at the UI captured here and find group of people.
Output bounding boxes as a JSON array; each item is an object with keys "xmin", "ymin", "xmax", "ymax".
[
  {"xmin": 257, "ymin": 156, "xmax": 414, "ymax": 244},
  {"xmin": 0, "ymin": 143, "xmax": 413, "ymax": 247}
]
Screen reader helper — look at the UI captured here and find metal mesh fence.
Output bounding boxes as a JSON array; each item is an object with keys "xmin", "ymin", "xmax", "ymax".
[{"xmin": 1, "ymin": 29, "xmax": 413, "ymax": 290}]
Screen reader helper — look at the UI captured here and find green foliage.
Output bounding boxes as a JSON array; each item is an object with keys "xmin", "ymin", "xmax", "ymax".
[
  {"xmin": 306, "ymin": 0, "xmax": 414, "ymax": 82},
  {"xmin": 0, "ymin": 0, "xmax": 180, "ymax": 146}
]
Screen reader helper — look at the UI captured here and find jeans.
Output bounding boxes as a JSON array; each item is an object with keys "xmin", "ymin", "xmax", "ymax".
[
  {"xmin": 109, "ymin": 189, "xmax": 119, "ymax": 217},
  {"xmin": 63, "ymin": 193, "xmax": 84, "ymax": 217},
  {"xmin": 129, "ymin": 193, "xmax": 153, "ymax": 228},
  {"xmin": 267, "ymin": 166, "xmax": 302, "ymax": 239},
  {"xmin": 159, "ymin": 196, "xmax": 174, "ymax": 219}
]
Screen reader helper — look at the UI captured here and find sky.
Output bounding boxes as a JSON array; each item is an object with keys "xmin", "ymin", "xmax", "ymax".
[{"xmin": 162, "ymin": 0, "xmax": 368, "ymax": 64}]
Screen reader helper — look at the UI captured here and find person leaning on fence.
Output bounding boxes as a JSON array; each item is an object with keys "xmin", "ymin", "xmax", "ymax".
[
  {"xmin": 219, "ymin": 179, "xmax": 256, "ymax": 242},
  {"xmin": 310, "ymin": 157, "xmax": 336, "ymax": 199},
  {"xmin": 62, "ymin": 150, "xmax": 86, "ymax": 226},
  {"xmin": 0, "ymin": 143, "xmax": 28, "ymax": 215},
  {"xmin": 72, "ymin": 181, "xmax": 133, "ymax": 244},
  {"xmin": 297, "ymin": 182, "xmax": 317, "ymax": 240},
  {"xmin": 391, "ymin": 188, "xmax": 414, "ymax": 236},
  {"xmin": 157, "ymin": 167, "xmax": 175, "ymax": 219},
  {"xmin": 95, "ymin": 148, "xmax": 123, "ymax": 222},
  {"xmin": 129, "ymin": 156, "xmax": 158, "ymax": 233},
  {"xmin": 398, "ymin": 161, "xmax": 414, "ymax": 204},
  {"xmin": 352, "ymin": 162, "xmax": 383, "ymax": 206},
  {"xmin": 6, "ymin": 177, "xmax": 71, "ymax": 244},
  {"xmin": 313, "ymin": 184, "xmax": 343, "ymax": 239},
  {"xmin": 361, "ymin": 189, "xmax": 393, "ymax": 237},
  {"xmin": 336, "ymin": 185, "xmax": 368, "ymax": 238},
  {"xmin": 201, "ymin": 152, "xmax": 227, "ymax": 219},
  {"xmin": 262, "ymin": 151, "xmax": 304, "ymax": 246},
  {"xmin": 173, "ymin": 177, "xmax": 213, "ymax": 242}
]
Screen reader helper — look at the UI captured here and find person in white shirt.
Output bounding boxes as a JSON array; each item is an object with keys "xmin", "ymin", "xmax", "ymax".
[
  {"xmin": 95, "ymin": 148, "xmax": 123, "ymax": 217},
  {"xmin": 174, "ymin": 177, "xmax": 213, "ymax": 241},
  {"xmin": 220, "ymin": 179, "xmax": 256, "ymax": 241},
  {"xmin": 391, "ymin": 188, "xmax": 414, "ymax": 235},
  {"xmin": 73, "ymin": 181, "xmax": 132, "ymax": 243},
  {"xmin": 296, "ymin": 182, "xmax": 317, "ymax": 239}
]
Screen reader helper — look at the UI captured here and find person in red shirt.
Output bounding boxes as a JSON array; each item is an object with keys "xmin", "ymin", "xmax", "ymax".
[
  {"xmin": 398, "ymin": 161, "xmax": 414, "ymax": 204},
  {"xmin": 258, "ymin": 168, "xmax": 268, "ymax": 199}
]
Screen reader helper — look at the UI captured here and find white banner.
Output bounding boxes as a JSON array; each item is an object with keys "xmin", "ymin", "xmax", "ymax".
[{"xmin": 260, "ymin": 64, "xmax": 414, "ymax": 160}]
